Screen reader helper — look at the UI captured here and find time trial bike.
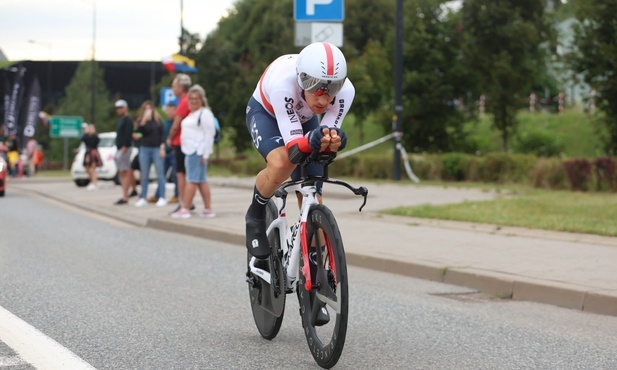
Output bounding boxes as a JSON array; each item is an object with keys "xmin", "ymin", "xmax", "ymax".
[{"xmin": 246, "ymin": 152, "xmax": 368, "ymax": 369}]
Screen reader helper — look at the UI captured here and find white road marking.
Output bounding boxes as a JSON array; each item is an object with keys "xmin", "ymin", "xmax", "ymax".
[
  {"xmin": 0, "ymin": 305, "xmax": 96, "ymax": 370},
  {"xmin": 0, "ymin": 355, "xmax": 27, "ymax": 366}
]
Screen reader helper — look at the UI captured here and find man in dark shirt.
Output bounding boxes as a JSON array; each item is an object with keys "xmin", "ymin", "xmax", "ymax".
[{"xmin": 114, "ymin": 99, "xmax": 134, "ymax": 205}]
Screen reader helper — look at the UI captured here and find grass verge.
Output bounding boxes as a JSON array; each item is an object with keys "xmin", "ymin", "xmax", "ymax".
[{"xmin": 383, "ymin": 186, "xmax": 617, "ymax": 237}]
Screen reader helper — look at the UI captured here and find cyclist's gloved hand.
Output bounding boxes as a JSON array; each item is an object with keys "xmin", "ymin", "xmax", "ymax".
[
  {"xmin": 309, "ymin": 125, "xmax": 330, "ymax": 153},
  {"xmin": 329, "ymin": 127, "xmax": 347, "ymax": 152}
]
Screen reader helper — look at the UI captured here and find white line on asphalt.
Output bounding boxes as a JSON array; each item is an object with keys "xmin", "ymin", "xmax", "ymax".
[
  {"xmin": 0, "ymin": 355, "xmax": 27, "ymax": 366},
  {"xmin": 0, "ymin": 305, "xmax": 96, "ymax": 370}
]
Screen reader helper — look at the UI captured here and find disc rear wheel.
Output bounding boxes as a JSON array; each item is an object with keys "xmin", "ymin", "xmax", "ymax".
[{"xmin": 247, "ymin": 200, "xmax": 286, "ymax": 340}]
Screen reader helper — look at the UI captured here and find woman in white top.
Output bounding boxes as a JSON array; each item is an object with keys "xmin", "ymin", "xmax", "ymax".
[{"xmin": 171, "ymin": 84, "xmax": 216, "ymax": 219}]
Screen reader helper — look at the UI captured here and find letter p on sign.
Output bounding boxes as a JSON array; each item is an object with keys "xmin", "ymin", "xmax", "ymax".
[{"xmin": 307, "ymin": 0, "xmax": 333, "ymax": 15}]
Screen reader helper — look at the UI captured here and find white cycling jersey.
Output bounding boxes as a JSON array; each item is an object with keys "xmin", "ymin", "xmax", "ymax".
[{"xmin": 251, "ymin": 54, "xmax": 355, "ymax": 146}]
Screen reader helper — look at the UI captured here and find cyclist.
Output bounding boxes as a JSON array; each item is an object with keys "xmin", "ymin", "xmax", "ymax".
[{"xmin": 245, "ymin": 42, "xmax": 355, "ymax": 259}]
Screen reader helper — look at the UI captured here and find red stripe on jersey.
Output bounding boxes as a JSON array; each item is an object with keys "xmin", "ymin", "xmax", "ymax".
[
  {"xmin": 258, "ymin": 64, "xmax": 275, "ymax": 115},
  {"xmin": 323, "ymin": 43, "xmax": 334, "ymax": 76},
  {"xmin": 285, "ymin": 136, "xmax": 311, "ymax": 154}
]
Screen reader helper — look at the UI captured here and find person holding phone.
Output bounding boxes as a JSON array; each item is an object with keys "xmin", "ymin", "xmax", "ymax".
[{"xmin": 133, "ymin": 100, "xmax": 167, "ymax": 207}]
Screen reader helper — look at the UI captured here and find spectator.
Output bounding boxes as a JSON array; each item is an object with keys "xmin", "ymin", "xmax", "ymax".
[
  {"xmin": 82, "ymin": 124, "xmax": 103, "ymax": 190},
  {"xmin": 33, "ymin": 144, "xmax": 44, "ymax": 172},
  {"xmin": 166, "ymin": 73, "xmax": 192, "ymax": 213},
  {"xmin": 161, "ymin": 102, "xmax": 179, "ymax": 203},
  {"xmin": 133, "ymin": 101, "xmax": 167, "ymax": 207},
  {"xmin": 26, "ymin": 138, "xmax": 37, "ymax": 176},
  {"xmin": 6, "ymin": 136, "xmax": 19, "ymax": 177},
  {"xmin": 113, "ymin": 99, "xmax": 134, "ymax": 205},
  {"xmin": 129, "ymin": 113, "xmax": 141, "ymax": 199},
  {"xmin": 171, "ymin": 84, "xmax": 215, "ymax": 219}
]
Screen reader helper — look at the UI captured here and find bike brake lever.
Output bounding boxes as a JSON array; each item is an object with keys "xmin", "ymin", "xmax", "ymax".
[{"xmin": 353, "ymin": 186, "xmax": 368, "ymax": 212}]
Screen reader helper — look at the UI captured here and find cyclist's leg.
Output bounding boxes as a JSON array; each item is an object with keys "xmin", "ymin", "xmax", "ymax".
[{"xmin": 245, "ymin": 97, "xmax": 295, "ymax": 258}]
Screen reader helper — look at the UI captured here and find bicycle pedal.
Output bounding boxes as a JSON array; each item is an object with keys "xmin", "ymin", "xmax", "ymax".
[{"xmin": 245, "ymin": 271, "xmax": 259, "ymax": 288}]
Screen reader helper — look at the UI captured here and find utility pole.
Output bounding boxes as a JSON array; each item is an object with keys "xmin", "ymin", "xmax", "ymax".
[
  {"xmin": 90, "ymin": 0, "xmax": 96, "ymax": 124},
  {"xmin": 393, "ymin": 0, "xmax": 403, "ymax": 181},
  {"xmin": 179, "ymin": 0, "xmax": 184, "ymax": 54}
]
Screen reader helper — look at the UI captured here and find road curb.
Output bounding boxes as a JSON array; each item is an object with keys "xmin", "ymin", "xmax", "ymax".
[
  {"xmin": 144, "ymin": 217, "xmax": 617, "ymax": 318},
  {"xmin": 13, "ymin": 181, "xmax": 617, "ymax": 318}
]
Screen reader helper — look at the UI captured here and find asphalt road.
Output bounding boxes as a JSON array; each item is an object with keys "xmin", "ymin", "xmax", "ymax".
[{"xmin": 1, "ymin": 190, "xmax": 617, "ymax": 369}]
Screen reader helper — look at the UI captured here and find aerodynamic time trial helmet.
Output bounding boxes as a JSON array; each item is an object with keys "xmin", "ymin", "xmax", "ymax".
[{"xmin": 296, "ymin": 42, "xmax": 347, "ymax": 97}]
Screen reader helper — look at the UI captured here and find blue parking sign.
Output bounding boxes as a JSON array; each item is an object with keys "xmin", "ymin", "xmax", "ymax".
[
  {"xmin": 160, "ymin": 87, "xmax": 178, "ymax": 107},
  {"xmin": 295, "ymin": 0, "xmax": 344, "ymax": 22}
]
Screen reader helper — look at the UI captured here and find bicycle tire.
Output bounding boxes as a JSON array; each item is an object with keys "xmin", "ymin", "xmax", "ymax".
[
  {"xmin": 298, "ymin": 204, "xmax": 348, "ymax": 369},
  {"xmin": 247, "ymin": 199, "xmax": 286, "ymax": 340}
]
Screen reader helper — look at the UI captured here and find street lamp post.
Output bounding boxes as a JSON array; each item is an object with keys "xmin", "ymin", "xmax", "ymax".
[
  {"xmin": 393, "ymin": 0, "xmax": 403, "ymax": 181},
  {"xmin": 91, "ymin": 0, "xmax": 96, "ymax": 124},
  {"xmin": 179, "ymin": 0, "xmax": 184, "ymax": 54}
]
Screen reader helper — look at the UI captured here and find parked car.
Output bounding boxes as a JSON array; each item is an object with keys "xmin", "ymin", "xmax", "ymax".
[
  {"xmin": 0, "ymin": 156, "xmax": 7, "ymax": 197},
  {"xmin": 70, "ymin": 132, "xmax": 161, "ymax": 187}
]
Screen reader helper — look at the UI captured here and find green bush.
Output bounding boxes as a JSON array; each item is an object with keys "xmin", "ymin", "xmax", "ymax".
[
  {"xmin": 218, "ymin": 152, "xmax": 617, "ymax": 194},
  {"xmin": 510, "ymin": 153, "xmax": 538, "ymax": 183},
  {"xmin": 593, "ymin": 157, "xmax": 617, "ymax": 192},
  {"xmin": 479, "ymin": 153, "xmax": 517, "ymax": 183},
  {"xmin": 441, "ymin": 153, "xmax": 471, "ymax": 181},
  {"xmin": 513, "ymin": 129, "xmax": 565, "ymax": 157},
  {"xmin": 532, "ymin": 158, "xmax": 568, "ymax": 190},
  {"xmin": 467, "ymin": 156, "xmax": 483, "ymax": 182},
  {"xmin": 409, "ymin": 155, "xmax": 442, "ymax": 181}
]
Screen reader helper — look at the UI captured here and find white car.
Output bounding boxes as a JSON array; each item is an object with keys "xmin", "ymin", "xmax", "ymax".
[{"xmin": 70, "ymin": 132, "xmax": 161, "ymax": 187}]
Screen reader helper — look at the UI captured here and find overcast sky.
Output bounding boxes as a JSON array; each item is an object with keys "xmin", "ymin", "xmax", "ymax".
[{"xmin": 0, "ymin": 0, "xmax": 237, "ymax": 61}]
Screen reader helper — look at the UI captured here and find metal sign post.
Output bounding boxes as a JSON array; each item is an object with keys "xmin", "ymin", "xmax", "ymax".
[
  {"xmin": 50, "ymin": 116, "xmax": 83, "ymax": 171},
  {"xmin": 294, "ymin": 0, "xmax": 344, "ymax": 47}
]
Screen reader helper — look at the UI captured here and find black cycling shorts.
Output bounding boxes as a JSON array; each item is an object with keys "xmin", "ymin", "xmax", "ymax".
[{"xmin": 246, "ymin": 96, "xmax": 324, "ymax": 194}]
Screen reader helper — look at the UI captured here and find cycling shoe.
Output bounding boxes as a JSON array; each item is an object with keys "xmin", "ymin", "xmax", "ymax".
[{"xmin": 245, "ymin": 216, "xmax": 271, "ymax": 258}]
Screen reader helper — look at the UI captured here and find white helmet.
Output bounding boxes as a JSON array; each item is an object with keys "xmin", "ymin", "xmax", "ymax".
[{"xmin": 296, "ymin": 42, "xmax": 347, "ymax": 97}]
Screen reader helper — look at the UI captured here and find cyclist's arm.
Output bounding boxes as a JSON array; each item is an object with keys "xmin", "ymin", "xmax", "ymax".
[{"xmin": 266, "ymin": 89, "xmax": 312, "ymax": 162}]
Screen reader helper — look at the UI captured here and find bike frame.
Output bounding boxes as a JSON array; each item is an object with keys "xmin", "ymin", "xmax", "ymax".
[
  {"xmin": 248, "ymin": 182, "xmax": 316, "ymax": 294},
  {"xmin": 248, "ymin": 154, "xmax": 368, "ymax": 295}
]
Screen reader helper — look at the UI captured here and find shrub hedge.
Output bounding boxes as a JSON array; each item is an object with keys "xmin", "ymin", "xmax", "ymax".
[{"xmin": 213, "ymin": 153, "xmax": 617, "ymax": 193}]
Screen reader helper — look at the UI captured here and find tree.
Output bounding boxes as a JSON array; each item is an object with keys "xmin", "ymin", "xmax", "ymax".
[
  {"xmin": 462, "ymin": 0, "xmax": 554, "ymax": 152},
  {"xmin": 180, "ymin": 28, "xmax": 203, "ymax": 59},
  {"xmin": 344, "ymin": 0, "xmax": 396, "ymax": 54},
  {"xmin": 48, "ymin": 61, "xmax": 112, "ymax": 162},
  {"xmin": 400, "ymin": 0, "xmax": 476, "ymax": 153},
  {"xmin": 56, "ymin": 61, "xmax": 113, "ymax": 131},
  {"xmin": 197, "ymin": 0, "xmax": 296, "ymax": 153},
  {"xmin": 195, "ymin": 0, "xmax": 485, "ymax": 154},
  {"xmin": 569, "ymin": 0, "xmax": 617, "ymax": 155},
  {"xmin": 346, "ymin": 41, "xmax": 392, "ymax": 143}
]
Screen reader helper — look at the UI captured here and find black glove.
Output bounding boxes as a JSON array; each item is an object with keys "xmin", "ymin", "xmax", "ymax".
[
  {"xmin": 331, "ymin": 127, "xmax": 347, "ymax": 151},
  {"xmin": 309, "ymin": 125, "xmax": 329, "ymax": 153}
]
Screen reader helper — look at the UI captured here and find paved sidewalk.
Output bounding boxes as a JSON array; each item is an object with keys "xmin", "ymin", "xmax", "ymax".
[{"xmin": 9, "ymin": 176, "xmax": 617, "ymax": 317}]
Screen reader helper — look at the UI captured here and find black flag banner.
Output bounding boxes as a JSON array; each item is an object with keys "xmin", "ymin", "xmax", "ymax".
[
  {"xmin": 5, "ymin": 65, "xmax": 26, "ymax": 137},
  {"xmin": 2, "ymin": 78, "xmax": 9, "ymax": 137},
  {"xmin": 22, "ymin": 75, "xmax": 41, "ymax": 141}
]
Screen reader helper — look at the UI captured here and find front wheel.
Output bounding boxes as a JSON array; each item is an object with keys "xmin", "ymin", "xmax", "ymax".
[
  {"xmin": 247, "ymin": 199, "xmax": 286, "ymax": 340},
  {"xmin": 298, "ymin": 204, "xmax": 349, "ymax": 369}
]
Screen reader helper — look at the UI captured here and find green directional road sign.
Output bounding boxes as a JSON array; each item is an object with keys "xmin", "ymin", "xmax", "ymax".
[{"xmin": 50, "ymin": 116, "xmax": 83, "ymax": 138}]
